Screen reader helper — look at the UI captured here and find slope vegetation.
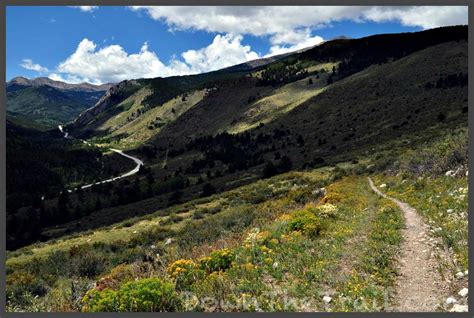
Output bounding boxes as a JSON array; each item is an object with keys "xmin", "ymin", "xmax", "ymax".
[
  {"xmin": 5, "ymin": 26, "xmax": 468, "ymax": 312},
  {"xmin": 6, "ymin": 77, "xmax": 111, "ymax": 128},
  {"xmin": 34, "ymin": 27, "xmax": 467, "ymax": 247}
]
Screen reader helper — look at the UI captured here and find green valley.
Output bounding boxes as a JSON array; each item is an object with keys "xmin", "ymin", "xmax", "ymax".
[{"xmin": 5, "ymin": 24, "xmax": 468, "ymax": 313}]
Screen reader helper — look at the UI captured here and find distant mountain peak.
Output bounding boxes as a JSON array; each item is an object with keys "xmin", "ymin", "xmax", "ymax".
[
  {"xmin": 8, "ymin": 76, "xmax": 31, "ymax": 85},
  {"xmin": 7, "ymin": 76, "xmax": 114, "ymax": 92}
]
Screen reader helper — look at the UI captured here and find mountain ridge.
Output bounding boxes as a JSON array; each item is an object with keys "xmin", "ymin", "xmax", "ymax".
[
  {"xmin": 68, "ymin": 25, "xmax": 467, "ymax": 143},
  {"xmin": 6, "ymin": 77, "xmax": 114, "ymax": 128},
  {"xmin": 7, "ymin": 76, "xmax": 114, "ymax": 92}
]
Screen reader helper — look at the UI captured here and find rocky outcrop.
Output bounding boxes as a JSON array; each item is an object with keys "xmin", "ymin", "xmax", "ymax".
[{"xmin": 70, "ymin": 79, "xmax": 141, "ymax": 128}]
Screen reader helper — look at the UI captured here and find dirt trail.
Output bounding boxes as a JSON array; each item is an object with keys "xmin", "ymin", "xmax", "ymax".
[{"xmin": 367, "ymin": 177, "xmax": 451, "ymax": 312}]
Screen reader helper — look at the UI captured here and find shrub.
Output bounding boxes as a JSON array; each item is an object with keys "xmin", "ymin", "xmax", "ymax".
[
  {"xmin": 201, "ymin": 183, "xmax": 216, "ymax": 197},
  {"xmin": 69, "ymin": 249, "xmax": 106, "ymax": 278},
  {"xmin": 256, "ymin": 230, "xmax": 272, "ymax": 244},
  {"xmin": 26, "ymin": 250, "xmax": 69, "ymax": 281},
  {"xmin": 6, "ymin": 290, "xmax": 47, "ymax": 312},
  {"xmin": 43, "ymin": 277, "xmax": 91, "ymax": 312},
  {"xmin": 6, "ymin": 271, "xmax": 47, "ymax": 305},
  {"xmin": 413, "ymin": 178, "xmax": 426, "ymax": 190},
  {"xmin": 244, "ymin": 228, "xmax": 272, "ymax": 247},
  {"xmin": 199, "ymin": 248, "xmax": 235, "ymax": 273},
  {"xmin": 208, "ymin": 206, "xmax": 222, "ymax": 214},
  {"xmin": 247, "ymin": 192, "xmax": 268, "ymax": 204},
  {"xmin": 287, "ymin": 209, "xmax": 322, "ymax": 238},
  {"xmin": 320, "ymin": 191, "xmax": 343, "ymax": 204},
  {"xmin": 315, "ymin": 203, "xmax": 338, "ymax": 218},
  {"xmin": 161, "ymin": 213, "xmax": 183, "ymax": 225},
  {"xmin": 167, "ymin": 259, "xmax": 204, "ymax": 290},
  {"xmin": 129, "ymin": 226, "xmax": 175, "ymax": 247},
  {"xmin": 332, "ymin": 166, "xmax": 347, "ymax": 181},
  {"xmin": 287, "ymin": 188, "xmax": 313, "ymax": 204},
  {"xmin": 191, "ymin": 271, "xmax": 232, "ymax": 311},
  {"xmin": 192, "ymin": 209, "xmax": 204, "ymax": 219},
  {"xmin": 82, "ymin": 278, "xmax": 181, "ymax": 312},
  {"xmin": 116, "ymin": 246, "xmax": 149, "ymax": 264},
  {"xmin": 178, "ymin": 207, "xmax": 255, "ymax": 248},
  {"xmin": 95, "ymin": 264, "xmax": 137, "ymax": 291},
  {"xmin": 121, "ymin": 220, "xmax": 134, "ymax": 228}
]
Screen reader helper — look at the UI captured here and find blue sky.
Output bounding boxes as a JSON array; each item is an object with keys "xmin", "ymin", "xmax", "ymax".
[{"xmin": 7, "ymin": 6, "xmax": 468, "ymax": 84}]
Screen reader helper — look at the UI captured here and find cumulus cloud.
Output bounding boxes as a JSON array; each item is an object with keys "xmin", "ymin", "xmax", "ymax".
[
  {"xmin": 130, "ymin": 6, "xmax": 467, "ymax": 45},
  {"xmin": 180, "ymin": 34, "xmax": 259, "ymax": 73},
  {"xmin": 266, "ymin": 29, "xmax": 324, "ymax": 56},
  {"xmin": 41, "ymin": 6, "xmax": 467, "ymax": 84},
  {"xmin": 362, "ymin": 6, "xmax": 468, "ymax": 29},
  {"xmin": 56, "ymin": 39, "xmax": 170, "ymax": 84},
  {"xmin": 20, "ymin": 59, "xmax": 49, "ymax": 73},
  {"xmin": 70, "ymin": 6, "xmax": 98, "ymax": 12},
  {"xmin": 47, "ymin": 73, "xmax": 66, "ymax": 82},
  {"xmin": 129, "ymin": 6, "xmax": 352, "ymax": 39},
  {"xmin": 47, "ymin": 72, "xmax": 88, "ymax": 84},
  {"xmin": 50, "ymin": 34, "xmax": 260, "ymax": 84}
]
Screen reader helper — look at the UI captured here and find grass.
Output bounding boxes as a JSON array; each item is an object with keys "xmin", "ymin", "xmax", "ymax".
[
  {"xmin": 98, "ymin": 87, "xmax": 154, "ymax": 132},
  {"xmin": 6, "ymin": 168, "xmax": 409, "ymax": 312},
  {"xmin": 81, "ymin": 175, "xmax": 403, "ymax": 312},
  {"xmin": 228, "ymin": 62, "xmax": 338, "ymax": 134},
  {"xmin": 95, "ymin": 89, "xmax": 206, "ymax": 149},
  {"xmin": 366, "ymin": 125, "xmax": 468, "ymax": 272},
  {"xmin": 9, "ymin": 129, "xmax": 467, "ymax": 312},
  {"xmin": 372, "ymin": 174, "xmax": 468, "ymax": 271},
  {"xmin": 6, "ymin": 168, "xmax": 332, "ymax": 268},
  {"xmin": 5, "ymin": 31, "xmax": 468, "ymax": 312},
  {"xmin": 6, "ymin": 168, "xmax": 334, "ymax": 311},
  {"xmin": 305, "ymin": 62, "xmax": 336, "ymax": 73}
]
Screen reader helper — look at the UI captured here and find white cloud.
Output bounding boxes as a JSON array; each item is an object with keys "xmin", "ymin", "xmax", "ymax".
[
  {"xmin": 180, "ymin": 34, "xmax": 259, "ymax": 73},
  {"xmin": 47, "ymin": 73, "xmax": 66, "ymax": 82},
  {"xmin": 20, "ymin": 59, "xmax": 49, "ymax": 73},
  {"xmin": 51, "ymin": 35, "xmax": 260, "ymax": 84},
  {"xmin": 363, "ymin": 6, "xmax": 468, "ymax": 29},
  {"xmin": 70, "ymin": 6, "xmax": 98, "ymax": 12},
  {"xmin": 47, "ymin": 72, "xmax": 87, "ymax": 84},
  {"xmin": 38, "ymin": 6, "xmax": 467, "ymax": 84},
  {"xmin": 56, "ymin": 39, "xmax": 170, "ymax": 84},
  {"xmin": 130, "ymin": 6, "xmax": 467, "ymax": 45},
  {"xmin": 266, "ymin": 29, "xmax": 324, "ymax": 56}
]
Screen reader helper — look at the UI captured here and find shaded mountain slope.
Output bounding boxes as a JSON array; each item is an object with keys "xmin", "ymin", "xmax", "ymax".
[
  {"xmin": 255, "ymin": 39, "xmax": 468, "ymax": 167},
  {"xmin": 69, "ymin": 71, "xmax": 254, "ymax": 137},
  {"xmin": 149, "ymin": 38, "xmax": 467, "ymax": 163},
  {"xmin": 13, "ymin": 27, "xmax": 465, "ymax": 245},
  {"xmin": 70, "ymin": 26, "xmax": 467, "ymax": 152},
  {"xmin": 49, "ymin": 36, "xmax": 467, "ymax": 240}
]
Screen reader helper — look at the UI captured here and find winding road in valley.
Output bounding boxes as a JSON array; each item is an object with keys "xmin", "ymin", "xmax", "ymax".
[{"xmin": 58, "ymin": 125, "xmax": 144, "ymax": 191}]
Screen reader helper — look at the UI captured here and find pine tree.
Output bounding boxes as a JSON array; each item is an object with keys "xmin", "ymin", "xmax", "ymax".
[
  {"xmin": 263, "ymin": 161, "xmax": 278, "ymax": 178},
  {"xmin": 279, "ymin": 156, "xmax": 293, "ymax": 173}
]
